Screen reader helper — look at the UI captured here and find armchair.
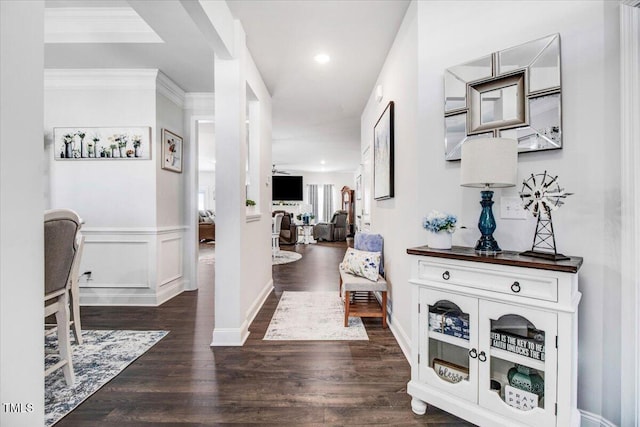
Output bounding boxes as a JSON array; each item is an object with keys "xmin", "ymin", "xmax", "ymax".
[
  {"xmin": 313, "ymin": 210, "xmax": 348, "ymax": 242},
  {"xmin": 272, "ymin": 210, "xmax": 298, "ymax": 245}
]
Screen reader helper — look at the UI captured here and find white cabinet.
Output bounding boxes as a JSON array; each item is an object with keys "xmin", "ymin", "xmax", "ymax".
[{"xmin": 407, "ymin": 246, "xmax": 582, "ymax": 427}]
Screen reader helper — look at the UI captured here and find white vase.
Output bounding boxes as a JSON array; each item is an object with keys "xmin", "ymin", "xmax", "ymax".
[{"xmin": 428, "ymin": 231, "xmax": 452, "ymax": 249}]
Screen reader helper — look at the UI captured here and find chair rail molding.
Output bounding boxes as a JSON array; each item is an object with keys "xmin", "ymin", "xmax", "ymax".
[{"xmin": 620, "ymin": 2, "xmax": 640, "ymax": 426}]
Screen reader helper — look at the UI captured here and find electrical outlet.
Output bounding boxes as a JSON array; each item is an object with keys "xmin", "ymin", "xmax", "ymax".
[{"xmin": 501, "ymin": 196, "xmax": 528, "ymax": 220}]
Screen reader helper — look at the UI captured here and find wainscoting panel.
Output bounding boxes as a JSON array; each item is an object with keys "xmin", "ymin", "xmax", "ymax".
[
  {"xmin": 80, "ymin": 239, "xmax": 150, "ymax": 289},
  {"xmin": 158, "ymin": 235, "xmax": 183, "ymax": 287},
  {"xmin": 78, "ymin": 227, "xmax": 186, "ymax": 306}
]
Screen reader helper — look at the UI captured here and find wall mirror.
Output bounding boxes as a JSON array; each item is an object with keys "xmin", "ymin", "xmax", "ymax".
[{"xmin": 444, "ymin": 34, "xmax": 561, "ymax": 160}]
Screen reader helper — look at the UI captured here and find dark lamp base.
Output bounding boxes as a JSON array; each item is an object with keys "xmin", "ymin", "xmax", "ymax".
[
  {"xmin": 475, "ymin": 236, "xmax": 502, "ymax": 256},
  {"xmin": 520, "ymin": 250, "xmax": 570, "ymax": 261}
]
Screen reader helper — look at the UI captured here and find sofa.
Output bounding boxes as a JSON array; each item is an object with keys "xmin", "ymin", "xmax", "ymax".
[
  {"xmin": 272, "ymin": 210, "xmax": 298, "ymax": 245},
  {"xmin": 198, "ymin": 209, "xmax": 215, "ymax": 242}
]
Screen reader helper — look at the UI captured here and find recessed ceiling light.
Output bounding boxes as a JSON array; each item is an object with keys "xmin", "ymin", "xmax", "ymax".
[
  {"xmin": 320, "ymin": 160, "xmax": 326, "ymax": 165},
  {"xmin": 314, "ymin": 53, "xmax": 330, "ymax": 64}
]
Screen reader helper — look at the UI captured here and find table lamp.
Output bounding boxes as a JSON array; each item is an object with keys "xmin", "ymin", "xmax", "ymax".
[{"xmin": 461, "ymin": 138, "xmax": 518, "ymax": 255}]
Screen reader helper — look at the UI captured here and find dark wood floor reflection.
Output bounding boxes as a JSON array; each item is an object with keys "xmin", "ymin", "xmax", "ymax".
[{"xmin": 60, "ymin": 241, "xmax": 473, "ymax": 426}]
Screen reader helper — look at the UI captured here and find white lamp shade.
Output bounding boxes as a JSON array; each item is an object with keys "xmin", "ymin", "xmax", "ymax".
[{"xmin": 460, "ymin": 138, "xmax": 518, "ymax": 188}]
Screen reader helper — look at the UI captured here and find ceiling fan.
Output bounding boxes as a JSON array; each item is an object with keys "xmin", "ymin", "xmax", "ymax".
[{"xmin": 272, "ymin": 164, "xmax": 290, "ymax": 175}]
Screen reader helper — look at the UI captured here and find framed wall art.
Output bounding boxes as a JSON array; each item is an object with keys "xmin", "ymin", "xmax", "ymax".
[
  {"xmin": 373, "ymin": 101, "xmax": 394, "ymax": 200},
  {"xmin": 161, "ymin": 128, "xmax": 183, "ymax": 173},
  {"xmin": 53, "ymin": 127, "xmax": 151, "ymax": 160}
]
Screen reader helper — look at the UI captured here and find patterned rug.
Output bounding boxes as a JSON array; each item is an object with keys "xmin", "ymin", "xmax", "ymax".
[
  {"xmin": 263, "ymin": 291, "xmax": 368, "ymax": 340},
  {"xmin": 45, "ymin": 329, "xmax": 168, "ymax": 426},
  {"xmin": 272, "ymin": 250, "xmax": 302, "ymax": 265}
]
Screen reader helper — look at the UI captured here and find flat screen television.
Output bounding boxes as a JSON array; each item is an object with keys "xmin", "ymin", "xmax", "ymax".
[{"xmin": 272, "ymin": 175, "xmax": 303, "ymax": 201}]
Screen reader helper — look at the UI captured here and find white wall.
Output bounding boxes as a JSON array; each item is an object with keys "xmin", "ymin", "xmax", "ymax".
[
  {"xmin": 45, "ymin": 70, "xmax": 188, "ymax": 306},
  {"xmin": 362, "ymin": 0, "xmax": 623, "ymax": 424},
  {"xmin": 44, "ymin": 70, "xmax": 157, "ymax": 227},
  {"xmin": 156, "ymin": 92, "xmax": 185, "ymax": 227},
  {"xmin": 0, "ymin": 2, "xmax": 45, "ymax": 425},
  {"xmin": 361, "ymin": 0, "xmax": 418, "ymax": 355},
  {"xmin": 242, "ymin": 49, "xmax": 273, "ymax": 329}
]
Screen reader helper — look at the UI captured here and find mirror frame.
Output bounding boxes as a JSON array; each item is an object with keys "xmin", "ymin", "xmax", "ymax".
[{"xmin": 444, "ymin": 34, "xmax": 562, "ymax": 161}]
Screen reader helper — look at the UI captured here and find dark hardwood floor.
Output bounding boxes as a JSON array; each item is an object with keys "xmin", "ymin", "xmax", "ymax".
[{"xmin": 59, "ymin": 241, "xmax": 474, "ymax": 426}]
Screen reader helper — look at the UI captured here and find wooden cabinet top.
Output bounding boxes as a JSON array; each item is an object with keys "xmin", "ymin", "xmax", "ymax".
[{"xmin": 406, "ymin": 245, "xmax": 583, "ymax": 274}]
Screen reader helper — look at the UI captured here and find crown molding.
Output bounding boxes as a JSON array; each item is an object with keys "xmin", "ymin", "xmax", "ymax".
[
  {"xmin": 45, "ymin": 7, "xmax": 163, "ymax": 44},
  {"xmin": 156, "ymin": 72, "xmax": 186, "ymax": 108},
  {"xmin": 184, "ymin": 93, "xmax": 215, "ymax": 112},
  {"xmin": 44, "ymin": 69, "xmax": 159, "ymax": 90}
]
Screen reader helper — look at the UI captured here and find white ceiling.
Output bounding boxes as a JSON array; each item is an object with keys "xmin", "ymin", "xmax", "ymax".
[{"xmin": 44, "ymin": 0, "xmax": 410, "ymax": 174}]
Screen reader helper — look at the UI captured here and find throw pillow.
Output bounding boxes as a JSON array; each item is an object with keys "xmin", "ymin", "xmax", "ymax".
[{"xmin": 340, "ymin": 248, "xmax": 381, "ymax": 282}]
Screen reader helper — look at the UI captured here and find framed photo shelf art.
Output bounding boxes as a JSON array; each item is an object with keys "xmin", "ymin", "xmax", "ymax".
[
  {"xmin": 373, "ymin": 101, "xmax": 394, "ymax": 200},
  {"xmin": 161, "ymin": 128, "xmax": 183, "ymax": 173},
  {"xmin": 54, "ymin": 127, "xmax": 151, "ymax": 160}
]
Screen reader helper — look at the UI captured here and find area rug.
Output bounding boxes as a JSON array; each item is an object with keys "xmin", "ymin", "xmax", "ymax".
[
  {"xmin": 45, "ymin": 329, "xmax": 168, "ymax": 426},
  {"xmin": 263, "ymin": 291, "xmax": 368, "ymax": 340},
  {"xmin": 272, "ymin": 250, "xmax": 302, "ymax": 265}
]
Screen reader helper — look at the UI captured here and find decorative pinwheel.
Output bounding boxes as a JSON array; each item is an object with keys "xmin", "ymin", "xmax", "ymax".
[{"xmin": 519, "ymin": 171, "xmax": 573, "ymax": 261}]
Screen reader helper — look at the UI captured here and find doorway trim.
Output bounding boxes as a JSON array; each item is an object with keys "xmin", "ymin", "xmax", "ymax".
[
  {"xmin": 186, "ymin": 112, "xmax": 215, "ymax": 291},
  {"xmin": 620, "ymin": 2, "xmax": 639, "ymax": 425}
]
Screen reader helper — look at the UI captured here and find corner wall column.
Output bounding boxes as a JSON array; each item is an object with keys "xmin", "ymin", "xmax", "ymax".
[{"xmin": 211, "ymin": 22, "xmax": 249, "ymax": 346}]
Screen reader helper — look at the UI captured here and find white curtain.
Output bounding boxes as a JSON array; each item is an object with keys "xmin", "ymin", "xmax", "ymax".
[
  {"xmin": 308, "ymin": 184, "xmax": 334, "ymax": 222},
  {"xmin": 323, "ymin": 184, "xmax": 334, "ymax": 222},
  {"xmin": 308, "ymin": 184, "xmax": 319, "ymax": 220}
]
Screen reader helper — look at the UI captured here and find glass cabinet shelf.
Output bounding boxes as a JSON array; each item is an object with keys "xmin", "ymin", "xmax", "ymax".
[
  {"xmin": 429, "ymin": 330, "xmax": 469, "ymax": 348},
  {"xmin": 490, "ymin": 347, "xmax": 545, "ymax": 371}
]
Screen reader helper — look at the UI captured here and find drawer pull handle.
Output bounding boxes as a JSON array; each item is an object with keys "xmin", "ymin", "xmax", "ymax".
[
  {"xmin": 442, "ymin": 271, "xmax": 450, "ymax": 280},
  {"xmin": 468, "ymin": 348, "xmax": 478, "ymax": 359},
  {"xmin": 511, "ymin": 281, "xmax": 521, "ymax": 293},
  {"xmin": 478, "ymin": 351, "xmax": 487, "ymax": 362}
]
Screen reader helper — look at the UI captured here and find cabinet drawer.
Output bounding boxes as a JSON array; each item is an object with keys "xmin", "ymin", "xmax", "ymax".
[{"xmin": 418, "ymin": 261, "xmax": 558, "ymax": 302}]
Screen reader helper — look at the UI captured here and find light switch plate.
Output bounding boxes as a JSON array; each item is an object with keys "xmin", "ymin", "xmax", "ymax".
[{"xmin": 501, "ymin": 196, "xmax": 528, "ymax": 220}]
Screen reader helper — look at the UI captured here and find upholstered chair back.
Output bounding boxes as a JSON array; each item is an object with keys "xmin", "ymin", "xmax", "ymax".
[{"xmin": 44, "ymin": 213, "xmax": 80, "ymax": 295}]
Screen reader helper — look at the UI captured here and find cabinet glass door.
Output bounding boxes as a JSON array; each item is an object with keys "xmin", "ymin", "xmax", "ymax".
[
  {"xmin": 419, "ymin": 288, "xmax": 478, "ymax": 403},
  {"xmin": 478, "ymin": 300, "xmax": 557, "ymax": 426}
]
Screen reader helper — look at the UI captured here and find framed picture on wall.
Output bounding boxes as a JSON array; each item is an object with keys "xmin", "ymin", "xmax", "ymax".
[
  {"xmin": 373, "ymin": 101, "xmax": 394, "ymax": 200},
  {"xmin": 161, "ymin": 128, "xmax": 183, "ymax": 173},
  {"xmin": 53, "ymin": 127, "xmax": 151, "ymax": 160}
]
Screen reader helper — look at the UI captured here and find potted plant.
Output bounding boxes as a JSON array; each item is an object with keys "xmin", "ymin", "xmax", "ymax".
[
  {"xmin": 246, "ymin": 199, "xmax": 256, "ymax": 207},
  {"xmin": 423, "ymin": 210, "xmax": 457, "ymax": 249}
]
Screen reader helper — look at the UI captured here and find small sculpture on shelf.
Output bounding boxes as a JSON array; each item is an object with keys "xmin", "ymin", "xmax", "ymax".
[
  {"xmin": 508, "ymin": 364, "xmax": 544, "ymax": 399},
  {"xmin": 519, "ymin": 171, "xmax": 573, "ymax": 261}
]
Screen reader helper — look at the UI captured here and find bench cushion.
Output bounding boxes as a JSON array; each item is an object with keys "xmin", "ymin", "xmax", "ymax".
[{"xmin": 340, "ymin": 267, "xmax": 387, "ymax": 293}]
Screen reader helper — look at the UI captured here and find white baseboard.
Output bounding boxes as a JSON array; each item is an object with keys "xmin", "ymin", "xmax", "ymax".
[
  {"xmin": 211, "ymin": 319, "xmax": 250, "ymax": 347},
  {"xmin": 579, "ymin": 410, "xmax": 617, "ymax": 427},
  {"xmin": 210, "ymin": 280, "xmax": 273, "ymax": 347},
  {"xmin": 157, "ymin": 278, "xmax": 187, "ymax": 306},
  {"xmin": 386, "ymin": 301, "xmax": 412, "ymax": 363},
  {"xmin": 246, "ymin": 279, "xmax": 274, "ymax": 326},
  {"xmin": 80, "ymin": 288, "xmax": 159, "ymax": 306}
]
